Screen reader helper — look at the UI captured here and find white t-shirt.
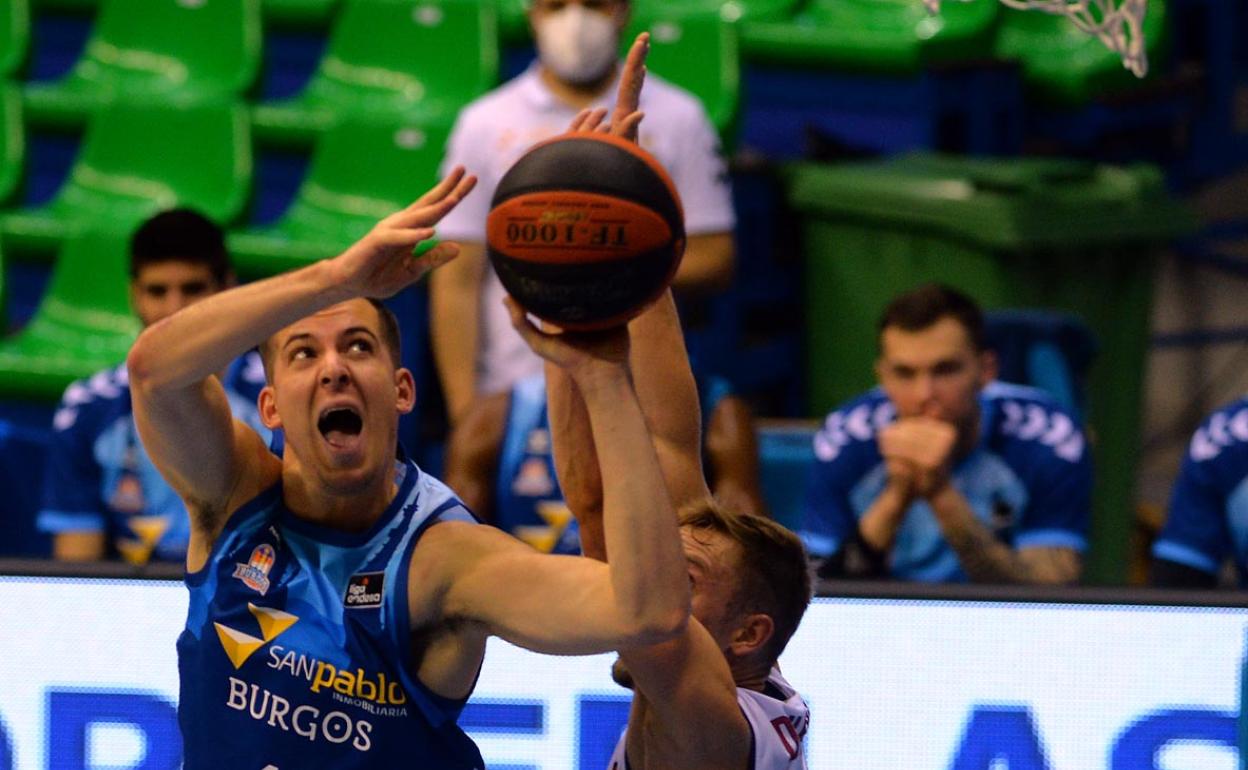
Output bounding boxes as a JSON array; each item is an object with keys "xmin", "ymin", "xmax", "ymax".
[
  {"xmin": 607, "ymin": 667, "xmax": 810, "ymax": 770},
  {"xmin": 438, "ymin": 63, "xmax": 736, "ymax": 395}
]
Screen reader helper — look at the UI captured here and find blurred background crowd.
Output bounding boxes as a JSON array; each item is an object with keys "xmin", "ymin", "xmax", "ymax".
[{"xmin": 0, "ymin": 0, "xmax": 1244, "ymax": 590}]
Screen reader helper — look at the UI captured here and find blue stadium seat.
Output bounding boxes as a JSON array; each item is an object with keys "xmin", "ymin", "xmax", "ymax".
[
  {"xmin": 24, "ymin": 0, "xmax": 262, "ymax": 129},
  {"xmin": 756, "ymin": 421, "xmax": 817, "ymax": 531},
  {"xmin": 984, "ymin": 309, "xmax": 1098, "ymax": 419}
]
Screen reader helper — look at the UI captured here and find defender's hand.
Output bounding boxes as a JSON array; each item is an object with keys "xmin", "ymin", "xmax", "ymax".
[
  {"xmin": 566, "ymin": 32, "xmax": 649, "ymax": 141},
  {"xmin": 504, "ymin": 297, "xmax": 629, "ymax": 380}
]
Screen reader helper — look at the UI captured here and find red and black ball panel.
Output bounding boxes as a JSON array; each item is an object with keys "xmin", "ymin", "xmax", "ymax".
[{"xmin": 486, "ymin": 132, "xmax": 686, "ymax": 330}]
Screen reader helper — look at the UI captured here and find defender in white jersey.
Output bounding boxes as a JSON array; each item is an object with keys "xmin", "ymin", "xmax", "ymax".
[
  {"xmin": 545, "ymin": 67, "xmax": 812, "ymax": 770},
  {"xmin": 608, "ymin": 666, "xmax": 809, "ymax": 769}
]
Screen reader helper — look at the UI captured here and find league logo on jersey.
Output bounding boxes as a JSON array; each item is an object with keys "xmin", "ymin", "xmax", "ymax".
[
  {"xmin": 344, "ymin": 572, "xmax": 385, "ymax": 609},
  {"xmin": 233, "ymin": 544, "xmax": 277, "ymax": 595}
]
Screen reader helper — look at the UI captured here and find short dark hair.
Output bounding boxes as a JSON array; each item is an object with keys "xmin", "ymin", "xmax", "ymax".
[
  {"xmin": 877, "ymin": 283, "xmax": 986, "ymax": 352},
  {"xmin": 679, "ymin": 500, "xmax": 812, "ymax": 665},
  {"xmin": 129, "ymin": 208, "xmax": 230, "ymax": 285},
  {"xmin": 257, "ymin": 298, "xmax": 402, "ymax": 382}
]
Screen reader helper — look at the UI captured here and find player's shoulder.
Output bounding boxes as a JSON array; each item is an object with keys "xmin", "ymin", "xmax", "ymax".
[
  {"xmin": 811, "ymin": 389, "xmax": 893, "ymax": 465},
  {"xmin": 404, "ymin": 464, "xmax": 481, "ymax": 556},
  {"xmin": 51, "ymin": 363, "xmax": 131, "ymax": 433},
  {"xmin": 737, "ymin": 667, "xmax": 810, "ymax": 766},
  {"xmin": 408, "ymin": 510, "xmax": 512, "ymax": 592},
  {"xmin": 1185, "ymin": 396, "xmax": 1248, "ymax": 465},
  {"xmin": 415, "ymin": 464, "xmax": 479, "ymax": 521},
  {"xmin": 982, "ymin": 382, "xmax": 1086, "ymax": 465}
]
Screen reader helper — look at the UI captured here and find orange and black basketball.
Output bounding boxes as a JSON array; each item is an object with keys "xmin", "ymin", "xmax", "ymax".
[{"xmin": 486, "ymin": 132, "xmax": 686, "ymax": 330}]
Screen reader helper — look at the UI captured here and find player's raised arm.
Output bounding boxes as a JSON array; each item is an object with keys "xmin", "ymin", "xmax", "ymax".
[
  {"xmin": 545, "ymin": 33, "xmax": 756, "ymax": 765},
  {"xmin": 427, "ymin": 298, "xmax": 690, "ymax": 654},
  {"xmin": 128, "ymin": 171, "xmax": 475, "ymax": 538},
  {"xmin": 549, "ymin": 32, "xmax": 709, "ymax": 555}
]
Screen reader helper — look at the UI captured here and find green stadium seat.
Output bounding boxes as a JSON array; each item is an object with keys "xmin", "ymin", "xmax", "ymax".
[
  {"xmin": 495, "ymin": 0, "xmax": 528, "ymax": 44},
  {"xmin": 24, "ymin": 0, "xmax": 262, "ymax": 129},
  {"xmin": 741, "ymin": 0, "xmax": 999, "ymax": 73},
  {"xmin": 630, "ymin": 12, "xmax": 740, "ymax": 145},
  {"xmin": 0, "ymin": 0, "xmax": 29, "ymax": 78},
  {"xmin": 0, "ymin": 99, "xmax": 252, "ymax": 260},
  {"xmin": 0, "ymin": 227, "xmax": 139, "ymax": 401},
  {"xmin": 0, "ymin": 229, "xmax": 5, "ymax": 327},
  {"xmin": 499, "ymin": 0, "xmax": 799, "ymax": 42},
  {"xmin": 251, "ymin": 0, "xmax": 498, "ymax": 148},
  {"xmin": 262, "ymin": 0, "xmax": 338, "ymax": 28},
  {"xmin": 30, "ymin": 0, "xmax": 96, "ymax": 11},
  {"xmin": 993, "ymin": 1, "xmax": 1167, "ymax": 105},
  {"xmin": 635, "ymin": 0, "xmax": 798, "ymax": 24},
  {"xmin": 229, "ymin": 117, "xmax": 449, "ymax": 279},
  {"xmin": 0, "ymin": 81, "xmax": 26, "ymax": 206}
]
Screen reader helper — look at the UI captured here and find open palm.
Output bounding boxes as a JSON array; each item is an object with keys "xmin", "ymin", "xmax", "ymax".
[{"xmin": 333, "ymin": 167, "xmax": 477, "ymax": 299}]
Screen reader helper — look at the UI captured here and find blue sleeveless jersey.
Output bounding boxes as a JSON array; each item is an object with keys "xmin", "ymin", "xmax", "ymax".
[
  {"xmin": 1154, "ymin": 397, "xmax": 1248, "ymax": 583},
  {"xmin": 38, "ymin": 353, "xmax": 270, "ymax": 563},
  {"xmin": 494, "ymin": 373, "xmax": 733, "ymax": 554},
  {"xmin": 495, "ymin": 376, "xmax": 579, "ymax": 554},
  {"xmin": 177, "ymin": 458, "xmax": 486, "ymax": 769}
]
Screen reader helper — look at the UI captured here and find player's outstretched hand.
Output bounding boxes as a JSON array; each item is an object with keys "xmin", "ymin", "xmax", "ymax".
[
  {"xmin": 504, "ymin": 297, "xmax": 629, "ymax": 379},
  {"xmin": 332, "ymin": 167, "xmax": 477, "ymax": 299},
  {"xmin": 566, "ymin": 32, "xmax": 648, "ymax": 141}
]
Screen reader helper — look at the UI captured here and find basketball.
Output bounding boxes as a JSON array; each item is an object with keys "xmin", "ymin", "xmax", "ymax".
[{"xmin": 486, "ymin": 132, "xmax": 686, "ymax": 330}]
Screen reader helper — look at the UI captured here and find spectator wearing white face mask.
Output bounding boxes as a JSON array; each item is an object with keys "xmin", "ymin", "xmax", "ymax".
[{"xmin": 432, "ymin": 2, "xmax": 736, "ymax": 425}]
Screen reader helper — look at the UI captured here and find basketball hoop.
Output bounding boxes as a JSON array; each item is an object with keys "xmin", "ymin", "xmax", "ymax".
[{"xmin": 923, "ymin": 0, "xmax": 1149, "ymax": 77}]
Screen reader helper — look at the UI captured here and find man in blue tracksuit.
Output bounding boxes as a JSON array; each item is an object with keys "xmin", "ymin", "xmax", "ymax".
[{"xmin": 801, "ymin": 284, "xmax": 1092, "ymax": 584}]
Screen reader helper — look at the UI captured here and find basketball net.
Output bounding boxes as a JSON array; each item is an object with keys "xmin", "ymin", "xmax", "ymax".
[{"xmin": 922, "ymin": 0, "xmax": 1150, "ymax": 77}]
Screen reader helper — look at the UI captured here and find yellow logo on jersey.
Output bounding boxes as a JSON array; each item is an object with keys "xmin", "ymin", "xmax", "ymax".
[
  {"xmin": 117, "ymin": 515, "xmax": 171, "ymax": 566},
  {"xmin": 214, "ymin": 603, "xmax": 299, "ymax": 670},
  {"xmin": 513, "ymin": 501, "xmax": 575, "ymax": 553},
  {"xmin": 309, "ymin": 662, "xmax": 408, "ymax": 705}
]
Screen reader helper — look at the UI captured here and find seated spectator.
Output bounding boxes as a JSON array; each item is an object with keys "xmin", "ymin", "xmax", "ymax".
[
  {"xmin": 444, "ymin": 370, "xmax": 766, "ymax": 553},
  {"xmin": 430, "ymin": 0, "xmax": 736, "ymax": 425},
  {"xmin": 1150, "ymin": 397, "xmax": 1248, "ymax": 588},
  {"xmin": 37, "ymin": 210, "xmax": 270, "ymax": 564},
  {"xmin": 800, "ymin": 284, "xmax": 1091, "ymax": 584}
]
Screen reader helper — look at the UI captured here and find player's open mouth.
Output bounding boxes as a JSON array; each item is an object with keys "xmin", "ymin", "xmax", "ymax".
[{"xmin": 317, "ymin": 407, "xmax": 364, "ymax": 450}]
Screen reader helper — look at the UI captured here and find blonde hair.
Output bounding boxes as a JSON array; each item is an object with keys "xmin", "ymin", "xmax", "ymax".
[{"xmin": 679, "ymin": 499, "xmax": 812, "ymax": 663}]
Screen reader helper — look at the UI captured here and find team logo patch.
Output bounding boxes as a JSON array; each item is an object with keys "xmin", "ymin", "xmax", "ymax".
[
  {"xmin": 344, "ymin": 572, "xmax": 385, "ymax": 609},
  {"xmin": 233, "ymin": 544, "xmax": 276, "ymax": 595},
  {"xmin": 214, "ymin": 602, "xmax": 298, "ymax": 669}
]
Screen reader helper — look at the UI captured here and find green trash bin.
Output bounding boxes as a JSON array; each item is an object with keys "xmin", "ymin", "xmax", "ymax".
[{"xmin": 787, "ymin": 152, "xmax": 1196, "ymax": 584}]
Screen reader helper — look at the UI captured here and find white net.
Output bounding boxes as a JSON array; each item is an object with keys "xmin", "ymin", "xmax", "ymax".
[{"xmin": 922, "ymin": 0, "xmax": 1150, "ymax": 77}]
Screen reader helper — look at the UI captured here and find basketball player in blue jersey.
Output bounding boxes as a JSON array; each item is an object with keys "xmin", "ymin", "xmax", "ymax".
[
  {"xmin": 540, "ymin": 86, "xmax": 812, "ymax": 770},
  {"xmin": 443, "ymin": 368, "xmax": 766, "ymax": 555},
  {"xmin": 801, "ymin": 285, "xmax": 1091, "ymax": 583},
  {"xmin": 1151, "ymin": 396, "xmax": 1248, "ymax": 587},
  {"xmin": 126, "ymin": 39, "xmax": 691, "ymax": 768}
]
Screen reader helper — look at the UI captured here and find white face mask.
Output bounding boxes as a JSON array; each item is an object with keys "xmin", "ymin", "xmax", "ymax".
[{"xmin": 535, "ymin": 4, "xmax": 619, "ymax": 86}]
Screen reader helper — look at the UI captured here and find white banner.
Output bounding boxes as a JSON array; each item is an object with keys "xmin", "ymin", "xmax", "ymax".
[{"xmin": 0, "ymin": 577, "xmax": 1243, "ymax": 770}]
